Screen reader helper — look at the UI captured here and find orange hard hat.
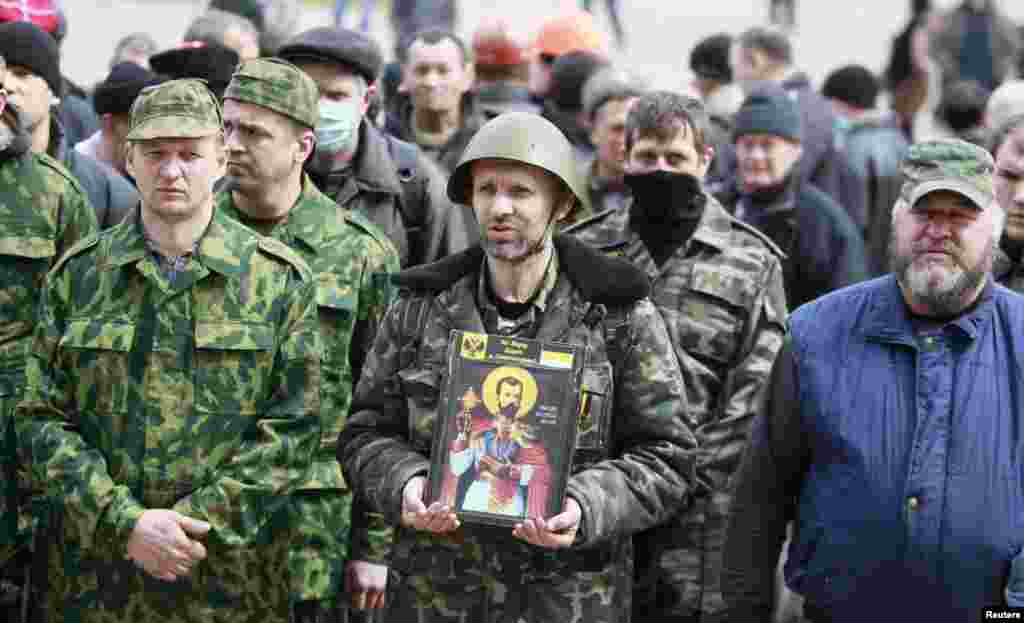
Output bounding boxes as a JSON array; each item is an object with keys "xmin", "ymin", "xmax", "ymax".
[
  {"xmin": 473, "ymin": 18, "xmax": 527, "ymax": 67},
  {"xmin": 531, "ymin": 10, "xmax": 607, "ymax": 58}
]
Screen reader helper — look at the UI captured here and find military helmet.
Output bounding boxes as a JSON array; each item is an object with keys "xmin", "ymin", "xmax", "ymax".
[{"xmin": 447, "ymin": 112, "xmax": 589, "ymax": 217}]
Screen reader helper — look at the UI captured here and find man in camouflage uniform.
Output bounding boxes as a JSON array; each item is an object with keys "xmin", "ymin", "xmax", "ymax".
[
  {"xmin": 338, "ymin": 112, "xmax": 697, "ymax": 623},
  {"xmin": 0, "ymin": 52, "xmax": 97, "ymax": 620},
  {"xmin": 278, "ymin": 27, "xmax": 474, "ymax": 268},
  {"xmin": 216, "ymin": 57, "xmax": 400, "ymax": 622},
  {"xmin": 992, "ymin": 113, "xmax": 1024, "ymax": 292},
  {"xmin": 14, "ymin": 78, "xmax": 321, "ymax": 623},
  {"xmin": 566, "ymin": 92, "xmax": 787, "ymax": 622}
]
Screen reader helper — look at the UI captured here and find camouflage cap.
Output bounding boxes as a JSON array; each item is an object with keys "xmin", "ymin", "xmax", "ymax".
[
  {"xmin": 224, "ymin": 57, "xmax": 319, "ymax": 128},
  {"xmin": 127, "ymin": 78, "xmax": 223, "ymax": 141},
  {"xmin": 900, "ymin": 138, "xmax": 995, "ymax": 211}
]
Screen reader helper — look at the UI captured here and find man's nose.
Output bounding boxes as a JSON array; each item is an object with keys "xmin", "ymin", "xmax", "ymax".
[{"xmin": 157, "ymin": 158, "xmax": 184, "ymax": 179}]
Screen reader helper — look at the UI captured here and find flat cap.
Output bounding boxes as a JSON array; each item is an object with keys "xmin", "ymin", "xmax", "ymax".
[
  {"xmin": 690, "ymin": 33, "xmax": 733, "ymax": 83},
  {"xmin": 149, "ymin": 42, "xmax": 241, "ymax": 98},
  {"xmin": 582, "ymin": 66, "xmax": 645, "ymax": 120},
  {"xmin": 94, "ymin": 62, "xmax": 164, "ymax": 116},
  {"xmin": 278, "ymin": 27, "xmax": 382, "ymax": 84},
  {"xmin": 900, "ymin": 138, "xmax": 995, "ymax": 211},
  {"xmin": 127, "ymin": 78, "xmax": 223, "ymax": 140},
  {"xmin": 225, "ymin": 57, "xmax": 319, "ymax": 128}
]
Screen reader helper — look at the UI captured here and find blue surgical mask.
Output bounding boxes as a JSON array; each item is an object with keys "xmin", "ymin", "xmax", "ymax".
[{"xmin": 314, "ymin": 99, "xmax": 362, "ymax": 156}]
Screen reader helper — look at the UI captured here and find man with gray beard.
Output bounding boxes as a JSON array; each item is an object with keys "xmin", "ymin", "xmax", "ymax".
[{"xmin": 723, "ymin": 139, "xmax": 1024, "ymax": 623}]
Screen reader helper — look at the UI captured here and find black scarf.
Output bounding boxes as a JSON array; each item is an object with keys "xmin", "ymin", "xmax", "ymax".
[{"xmin": 626, "ymin": 171, "xmax": 707, "ymax": 267}]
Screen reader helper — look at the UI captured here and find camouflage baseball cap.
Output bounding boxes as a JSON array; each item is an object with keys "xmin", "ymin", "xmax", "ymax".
[
  {"xmin": 900, "ymin": 138, "xmax": 996, "ymax": 211},
  {"xmin": 224, "ymin": 57, "xmax": 319, "ymax": 128},
  {"xmin": 127, "ymin": 78, "xmax": 223, "ymax": 140}
]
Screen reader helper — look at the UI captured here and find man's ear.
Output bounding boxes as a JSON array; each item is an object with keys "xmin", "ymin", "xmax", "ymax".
[
  {"xmin": 362, "ymin": 83, "xmax": 377, "ymax": 117},
  {"xmin": 124, "ymin": 142, "xmax": 136, "ymax": 177},
  {"xmin": 297, "ymin": 128, "xmax": 315, "ymax": 164},
  {"xmin": 698, "ymin": 144, "xmax": 716, "ymax": 177},
  {"xmin": 462, "ymin": 62, "xmax": 476, "ymax": 93}
]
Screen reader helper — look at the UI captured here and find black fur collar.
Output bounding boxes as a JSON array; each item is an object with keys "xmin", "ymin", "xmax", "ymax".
[{"xmin": 393, "ymin": 235, "xmax": 650, "ymax": 306}]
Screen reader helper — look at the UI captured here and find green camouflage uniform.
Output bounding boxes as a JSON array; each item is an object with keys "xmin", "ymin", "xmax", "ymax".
[
  {"xmin": 221, "ymin": 57, "xmax": 400, "ymax": 616},
  {"xmin": 338, "ymin": 235, "xmax": 698, "ymax": 623},
  {"xmin": 567, "ymin": 194, "xmax": 788, "ymax": 621},
  {"xmin": 0, "ymin": 123, "xmax": 98, "ymax": 580},
  {"xmin": 14, "ymin": 79, "xmax": 322, "ymax": 623}
]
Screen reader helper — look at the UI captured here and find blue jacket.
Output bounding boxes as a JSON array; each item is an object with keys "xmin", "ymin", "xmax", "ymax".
[{"xmin": 723, "ymin": 275, "xmax": 1024, "ymax": 622}]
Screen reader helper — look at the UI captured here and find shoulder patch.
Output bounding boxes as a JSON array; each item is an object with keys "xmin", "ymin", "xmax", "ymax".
[
  {"xmin": 32, "ymin": 152, "xmax": 87, "ymax": 194},
  {"xmin": 257, "ymin": 236, "xmax": 313, "ymax": 280},
  {"xmin": 730, "ymin": 216, "xmax": 787, "ymax": 260}
]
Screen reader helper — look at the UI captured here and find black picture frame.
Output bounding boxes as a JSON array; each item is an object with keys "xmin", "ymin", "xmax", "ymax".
[{"xmin": 426, "ymin": 330, "xmax": 586, "ymax": 528}]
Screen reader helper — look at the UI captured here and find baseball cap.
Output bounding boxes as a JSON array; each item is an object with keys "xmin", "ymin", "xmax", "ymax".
[
  {"xmin": 127, "ymin": 78, "xmax": 223, "ymax": 140},
  {"xmin": 900, "ymin": 139, "xmax": 996, "ymax": 211},
  {"xmin": 224, "ymin": 57, "xmax": 319, "ymax": 128}
]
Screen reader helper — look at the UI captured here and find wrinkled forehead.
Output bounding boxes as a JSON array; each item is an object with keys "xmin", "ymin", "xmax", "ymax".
[{"xmin": 408, "ymin": 37, "xmax": 465, "ymax": 67}]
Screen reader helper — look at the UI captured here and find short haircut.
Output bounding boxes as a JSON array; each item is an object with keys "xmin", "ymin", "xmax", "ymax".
[
  {"xmin": 990, "ymin": 113, "xmax": 1024, "ymax": 157},
  {"xmin": 937, "ymin": 79, "xmax": 990, "ymax": 133},
  {"xmin": 497, "ymin": 376, "xmax": 523, "ymax": 394},
  {"xmin": 185, "ymin": 9, "xmax": 258, "ymax": 47},
  {"xmin": 109, "ymin": 33, "xmax": 158, "ymax": 69},
  {"xmin": 625, "ymin": 91, "xmax": 710, "ymax": 157},
  {"xmin": 404, "ymin": 28, "xmax": 471, "ymax": 66},
  {"xmin": 737, "ymin": 26, "xmax": 793, "ymax": 65}
]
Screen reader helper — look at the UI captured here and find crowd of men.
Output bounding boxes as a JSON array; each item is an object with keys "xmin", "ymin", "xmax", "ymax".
[{"xmin": 1, "ymin": 0, "xmax": 1024, "ymax": 622}]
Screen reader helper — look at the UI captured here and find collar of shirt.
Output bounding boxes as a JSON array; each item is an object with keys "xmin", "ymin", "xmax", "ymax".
[
  {"xmin": 139, "ymin": 216, "xmax": 200, "ymax": 285},
  {"xmin": 476, "ymin": 249, "xmax": 559, "ymax": 335}
]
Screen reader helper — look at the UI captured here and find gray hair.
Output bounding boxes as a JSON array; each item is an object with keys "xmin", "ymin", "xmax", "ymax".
[
  {"xmin": 736, "ymin": 26, "xmax": 793, "ymax": 65},
  {"xmin": 184, "ymin": 9, "xmax": 258, "ymax": 47},
  {"xmin": 110, "ymin": 33, "xmax": 158, "ymax": 69}
]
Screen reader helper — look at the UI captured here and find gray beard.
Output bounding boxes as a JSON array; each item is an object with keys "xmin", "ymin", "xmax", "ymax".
[{"xmin": 890, "ymin": 237, "xmax": 992, "ymax": 317}]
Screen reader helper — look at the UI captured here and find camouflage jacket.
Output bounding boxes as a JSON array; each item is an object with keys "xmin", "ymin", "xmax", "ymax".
[
  {"xmin": 218, "ymin": 175, "xmax": 400, "ymax": 601},
  {"xmin": 338, "ymin": 235, "xmax": 696, "ymax": 605},
  {"xmin": 0, "ymin": 147, "xmax": 97, "ymax": 559},
  {"xmin": 15, "ymin": 208, "xmax": 321, "ymax": 623},
  {"xmin": 995, "ymin": 246, "xmax": 1024, "ymax": 294},
  {"xmin": 306, "ymin": 122, "xmax": 474, "ymax": 268},
  {"xmin": 566, "ymin": 196, "xmax": 788, "ymax": 618}
]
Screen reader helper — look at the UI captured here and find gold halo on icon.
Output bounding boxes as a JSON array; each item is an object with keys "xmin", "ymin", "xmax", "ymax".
[{"xmin": 481, "ymin": 366, "xmax": 538, "ymax": 419}]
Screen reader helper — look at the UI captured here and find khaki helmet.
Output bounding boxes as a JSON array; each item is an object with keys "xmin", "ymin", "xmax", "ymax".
[{"xmin": 447, "ymin": 112, "xmax": 589, "ymax": 219}]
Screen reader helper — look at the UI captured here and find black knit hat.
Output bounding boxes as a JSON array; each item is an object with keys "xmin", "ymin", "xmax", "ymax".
[
  {"xmin": 93, "ymin": 62, "xmax": 163, "ymax": 116},
  {"xmin": 547, "ymin": 50, "xmax": 608, "ymax": 113},
  {"xmin": 0, "ymin": 20, "xmax": 61, "ymax": 96},
  {"xmin": 149, "ymin": 42, "xmax": 240, "ymax": 98},
  {"xmin": 690, "ymin": 33, "xmax": 733, "ymax": 83},
  {"xmin": 822, "ymin": 64, "xmax": 879, "ymax": 110},
  {"xmin": 278, "ymin": 27, "xmax": 383, "ymax": 84},
  {"xmin": 733, "ymin": 83, "xmax": 802, "ymax": 142}
]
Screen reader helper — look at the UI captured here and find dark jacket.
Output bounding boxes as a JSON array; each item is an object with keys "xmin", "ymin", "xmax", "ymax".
[
  {"xmin": 57, "ymin": 91, "xmax": 99, "ymax": 153},
  {"xmin": 383, "ymin": 95, "xmax": 484, "ymax": 174},
  {"xmin": 837, "ymin": 112, "xmax": 910, "ymax": 276},
  {"xmin": 338, "ymin": 236, "xmax": 696, "ymax": 619},
  {"xmin": 567, "ymin": 197, "xmax": 787, "ymax": 620},
  {"xmin": 306, "ymin": 121, "xmax": 473, "ymax": 267},
  {"xmin": 724, "ymin": 276, "xmax": 1024, "ymax": 622},
  {"xmin": 717, "ymin": 179, "xmax": 868, "ymax": 311},
  {"xmin": 49, "ymin": 116, "xmax": 137, "ymax": 229}
]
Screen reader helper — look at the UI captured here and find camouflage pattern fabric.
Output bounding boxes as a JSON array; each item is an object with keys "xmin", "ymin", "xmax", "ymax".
[
  {"xmin": 567, "ymin": 195, "xmax": 788, "ymax": 620},
  {"xmin": 338, "ymin": 236, "xmax": 697, "ymax": 622},
  {"xmin": 14, "ymin": 208, "xmax": 321, "ymax": 623},
  {"xmin": 127, "ymin": 78, "xmax": 223, "ymax": 140},
  {"xmin": 0, "ymin": 151, "xmax": 98, "ymax": 564},
  {"xmin": 218, "ymin": 174, "xmax": 400, "ymax": 603},
  {"xmin": 899, "ymin": 138, "xmax": 996, "ymax": 210},
  {"xmin": 224, "ymin": 58, "xmax": 320, "ymax": 129}
]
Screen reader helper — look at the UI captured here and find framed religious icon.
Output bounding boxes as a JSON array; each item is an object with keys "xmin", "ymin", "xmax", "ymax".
[{"xmin": 426, "ymin": 330, "xmax": 586, "ymax": 528}]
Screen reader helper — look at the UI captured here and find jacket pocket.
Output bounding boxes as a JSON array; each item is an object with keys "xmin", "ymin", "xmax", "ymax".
[
  {"xmin": 397, "ymin": 366, "xmax": 442, "ymax": 453},
  {"xmin": 574, "ymin": 364, "xmax": 612, "ymax": 469},
  {"xmin": 316, "ymin": 282, "xmax": 357, "ymax": 430},
  {"xmin": 194, "ymin": 321, "xmax": 275, "ymax": 415},
  {"xmin": 58, "ymin": 319, "xmax": 135, "ymax": 415},
  {"xmin": 674, "ymin": 263, "xmax": 749, "ymax": 366},
  {"xmin": 787, "ymin": 521, "xmax": 862, "ymax": 606}
]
